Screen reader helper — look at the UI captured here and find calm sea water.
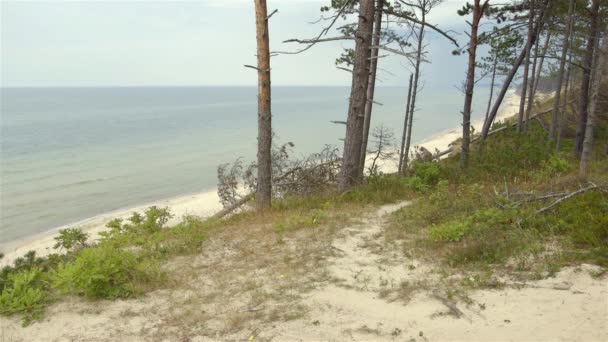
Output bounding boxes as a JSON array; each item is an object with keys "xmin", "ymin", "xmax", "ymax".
[{"xmin": 0, "ymin": 86, "xmax": 491, "ymax": 245}]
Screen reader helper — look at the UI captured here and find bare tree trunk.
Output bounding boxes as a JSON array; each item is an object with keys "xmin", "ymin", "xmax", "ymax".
[
  {"xmin": 580, "ymin": 31, "xmax": 606, "ymax": 180},
  {"xmin": 532, "ymin": 31, "xmax": 551, "ymax": 98},
  {"xmin": 574, "ymin": 0, "xmax": 601, "ymax": 157},
  {"xmin": 461, "ymin": 0, "xmax": 487, "ymax": 169},
  {"xmin": 403, "ymin": 2, "xmax": 426, "ymax": 170},
  {"xmin": 551, "ymin": 0, "xmax": 575, "ymax": 140},
  {"xmin": 556, "ymin": 47, "xmax": 574, "ymax": 151},
  {"xmin": 359, "ymin": 0, "xmax": 384, "ymax": 178},
  {"xmin": 398, "ymin": 74, "xmax": 414, "ymax": 175},
  {"xmin": 524, "ymin": 30, "xmax": 541, "ymax": 132},
  {"xmin": 481, "ymin": 0, "xmax": 550, "ymax": 139},
  {"xmin": 339, "ymin": 0, "xmax": 375, "ymax": 191},
  {"xmin": 254, "ymin": 0, "xmax": 272, "ymax": 211},
  {"xmin": 484, "ymin": 56, "xmax": 498, "ymax": 125},
  {"xmin": 517, "ymin": 0, "xmax": 535, "ymax": 133}
]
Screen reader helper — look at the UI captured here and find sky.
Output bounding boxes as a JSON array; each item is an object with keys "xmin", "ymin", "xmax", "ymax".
[{"xmin": 1, "ymin": 0, "xmax": 474, "ymax": 87}]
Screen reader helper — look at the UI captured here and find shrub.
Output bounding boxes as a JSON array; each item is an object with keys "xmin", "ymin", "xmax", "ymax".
[
  {"xmin": 410, "ymin": 161, "xmax": 442, "ymax": 186},
  {"xmin": 100, "ymin": 206, "xmax": 173, "ymax": 241},
  {"xmin": 430, "ymin": 220, "xmax": 470, "ymax": 242},
  {"xmin": 52, "ymin": 245, "xmax": 159, "ymax": 299},
  {"xmin": 400, "ymin": 176, "xmax": 424, "ymax": 192},
  {"xmin": 0, "ymin": 267, "xmax": 48, "ymax": 325},
  {"xmin": 53, "ymin": 228, "xmax": 88, "ymax": 252}
]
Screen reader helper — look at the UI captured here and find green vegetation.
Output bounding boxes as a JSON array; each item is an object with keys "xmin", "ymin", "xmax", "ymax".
[
  {"xmin": 53, "ymin": 228, "xmax": 89, "ymax": 252},
  {"xmin": 0, "ymin": 177, "xmax": 413, "ymax": 325},
  {"xmin": 388, "ymin": 120, "xmax": 608, "ymax": 280},
  {"xmin": 52, "ymin": 245, "xmax": 161, "ymax": 299}
]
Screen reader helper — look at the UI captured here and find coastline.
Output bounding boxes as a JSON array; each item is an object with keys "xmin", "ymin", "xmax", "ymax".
[
  {"xmin": 1, "ymin": 189, "xmax": 223, "ymax": 266},
  {"xmin": 0, "ymin": 90, "xmax": 522, "ymax": 267},
  {"xmin": 416, "ymin": 89, "xmax": 521, "ymax": 154}
]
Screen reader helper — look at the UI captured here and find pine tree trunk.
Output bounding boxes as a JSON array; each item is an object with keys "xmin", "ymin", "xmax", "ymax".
[
  {"xmin": 484, "ymin": 56, "xmax": 498, "ymax": 125},
  {"xmin": 359, "ymin": 0, "xmax": 384, "ymax": 178},
  {"xmin": 461, "ymin": 0, "xmax": 485, "ymax": 169},
  {"xmin": 551, "ymin": 0, "xmax": 575, "ymax": 140},
  {"xmin": 579, "ymin": 31, "xmax": 606, "ymax": 179},
  {"xmin": 399, "ymin": 74, "xmax": 414, "ymax": 175},
  {"xmin": 556, "ymin": 46, "xmax": 574, "ymax": 151},
  {"xmin": 524, "ymin": 31, "xmax": 541, "ymax": 132},
  {"xmin": 481, "ymin": 0, "xmax": 550, "ymax": 139},
  {"xmin": 574, "ymin": 0, "xmax": 601, "ymax": 157},
  {"xmin": 403, "ymin": 2, "xmax": 426, "ymax": 170},
  {"xmin": 532, "ymin": 31, "xmax": 551, "ymax": 98},
  {"xmin": 254, "ymin": 0, "xmax": 272, "ymax": 211},
  {"xmin": 517, "ymin": 0, "xmax": 535, "ymax": 133},
  {"xmin": 339, "ymin": 0, "xmax": 375, "ymax": 191}
]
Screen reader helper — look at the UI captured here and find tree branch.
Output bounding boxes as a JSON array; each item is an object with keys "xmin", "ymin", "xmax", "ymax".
[{"xmin": 385, "ymin": 8, "xmax": 459, "ymax": 47}]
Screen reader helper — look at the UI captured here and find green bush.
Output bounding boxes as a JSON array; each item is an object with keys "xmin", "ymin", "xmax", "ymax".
[
  {"xmin": 425, "ymin": 206, "xmax": 542, "ymax": 265},
  {"xmin": 401, "ymin": 176, "xmax": 429, "ymax": 192},
  {"xmin": 430, "ymin": 220, "xmax": 469, "ymax": 242},
  {"xmin": 52, "ymin": 245, "xmax": 158, "ymax": 299},
  {"xmin": 410, "ymin": 161, "xmax": 442, "ymax": 186},
  {"xmin": 0, "ymin": 267, "xmax": 47, "ymax": 325},
  {"xmin": 53, "ymin": 228, "xmax": 88, "ymax": 252},
  {"xmin": 101, "ymin": 206, "xmax": 173, "ymax": 241}
]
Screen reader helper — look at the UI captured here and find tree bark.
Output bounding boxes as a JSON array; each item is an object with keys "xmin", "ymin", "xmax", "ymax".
[
  {"xmin": 460, "ymin": 0, "xmax": 487, "ymax": 169},
  {"xmin": 580, "ymin": 31, "xmax": 606, "ymax": 180},
  {"xmin": 254, "ymin": 0, "xmax": 272, "ymax": 211},
  {"xmin": 524, "ymin": 29, "xmax": 541, "ymax": 132},
  {"xmin": 517, "ymin": 0, "xmax": 535, "ymax": 133},
  {"xmin": 481, "ymin": 0, "xmax": 550, "ymax": 139},
  {"xmin": 399, "ymin": 74, "xmax": 414, "ymax": 175},
  {"xmin": 359, "ymin": 0, "xmax": 384, "ymax": 178},
  {"xmin": 532, "ymin": 31, "xmax": 551, "ymax": 98},
  {"xmin": 403, "ymin": 1, "xmax": 427, "ymax": 170},
  {"xmin": 574, "ymin": 0, "xmax": 601, "ymax": 157},
  {"xmin": 339, "ymin": 0, "xmax": 375, "ymax": 190},
  {"xmin": 484, "ymin": 56, "xmax": 498, "ymax": 125},
  {"xmin": 556, "ymin": 46, "xmax": 574, "ymax": 151},
  {"xmin": 551, "ymin": 0, "xmax": 575, "ymax": 140}
]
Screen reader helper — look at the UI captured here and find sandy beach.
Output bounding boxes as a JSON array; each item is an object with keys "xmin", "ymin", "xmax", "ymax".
[
  {"xmin": 0, "ymin": 190, "xmax": 223, "ymax": 266},
  {"xmin": 0, "ymin": 90, "xmax": 522, "ymax": 267}
]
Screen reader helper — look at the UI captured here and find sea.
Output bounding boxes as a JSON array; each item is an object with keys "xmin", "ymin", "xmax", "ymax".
[{"xmin": 0, "ymin": 86, "xmax": 493, "ymax": 246}]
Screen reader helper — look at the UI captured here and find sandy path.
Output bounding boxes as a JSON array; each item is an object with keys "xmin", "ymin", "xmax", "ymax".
[
  {"xmin": 265, "ymin": 202, "xmax": 608, "ymax": 341},
  {"xmin": 2, "ymin": 202, "xmax": 606, "ymax": 341}
]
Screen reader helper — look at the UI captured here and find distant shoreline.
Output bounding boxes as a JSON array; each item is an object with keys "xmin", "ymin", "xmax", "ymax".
[
  {"xmin": 0, "ymin": 189, "xmax": 223, "ymax": 266},
  {"xmin": 0, "ymin": 90, "xmax": 522, "ymax": 266}
]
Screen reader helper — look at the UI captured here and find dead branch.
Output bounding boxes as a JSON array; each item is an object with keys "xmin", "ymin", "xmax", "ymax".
[
  {"xmin": 266, "ymin": 9, "xmax": 278, "ymax": 20},
  {"xmin": 385, "ymin": 8, "xmax": 459, "ymax": 47},
  {"xmin": 274, "ymin": 0, "xmax": 355, "ymax": 55},
  {"xmin": 283, "ymin": 36, "xmax": 353, "ymax": 44},
  {"xmin": 536, "ymin": 184, "xmax": 607, "ymax": 214}
]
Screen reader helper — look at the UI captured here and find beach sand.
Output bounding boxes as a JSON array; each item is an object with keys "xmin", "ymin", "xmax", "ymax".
[{"xmin": 0, "ymin": 90, "xmax": 523, "ymax": 266}]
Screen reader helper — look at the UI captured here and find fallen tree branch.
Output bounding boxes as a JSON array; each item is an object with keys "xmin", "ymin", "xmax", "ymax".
[
  {"xmin": 212, "ymin": 193, "xmax": 255, "ymax": 219},
  {"xmin": 213, "ymin": 159, "xmax": 341, "ymax": 219},
  {"xmin": 536, "ymin": 184, "xmax": 607, "ymax": 214}
]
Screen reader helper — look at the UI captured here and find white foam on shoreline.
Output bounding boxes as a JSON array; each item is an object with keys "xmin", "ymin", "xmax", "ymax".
[{"xmin": 1, "ymin": 90, "xmax": 525, "ymax": 266}]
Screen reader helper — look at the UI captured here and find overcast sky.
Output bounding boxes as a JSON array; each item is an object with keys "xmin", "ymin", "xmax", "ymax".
[{"xmin": 1, "ymin": 0, "xmax": 473, "ymax": 87}]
